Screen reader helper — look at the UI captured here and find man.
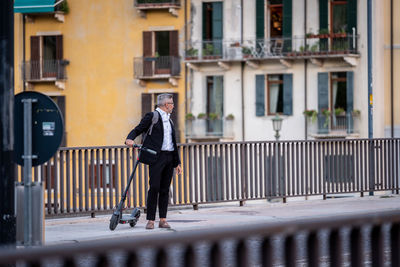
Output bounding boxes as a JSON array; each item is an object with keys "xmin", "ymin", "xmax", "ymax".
[{"xmin": 125, "ymin": 94, "xmax": 182, "ymax": 229}]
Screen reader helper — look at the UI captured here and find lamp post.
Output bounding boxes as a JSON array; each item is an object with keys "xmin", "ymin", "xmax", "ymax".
[{"xmin": 272, "ymin": 114, "xmax": 283, "ymax": 141}]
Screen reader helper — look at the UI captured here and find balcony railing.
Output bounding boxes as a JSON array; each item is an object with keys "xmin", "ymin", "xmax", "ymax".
[
  {"xmin": 186, "ymin": 118, "xmax": 234, "ymax": 139},
  {"xmin": 307, "ymin": 113, "xmax": 360, "ymax": 136},
  {"xmin": 21, "ymin": 60, "xmax": 68, "ymax": 82},
  {"xmin": 134, "ymin": 56, "xmax": 180, "ymax": 79},
  {"xmin": 134, "ymin": 0, "xmax": 180, "ymax": 8},
  {"xmin": 185, "ymin": 35, "xmax": 359, "ymax": 62}
]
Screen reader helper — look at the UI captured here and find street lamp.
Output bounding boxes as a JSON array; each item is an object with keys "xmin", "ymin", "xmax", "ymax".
[{"xmin": 272, "ymin": 114, "xmax": 283, "ymax": 141}]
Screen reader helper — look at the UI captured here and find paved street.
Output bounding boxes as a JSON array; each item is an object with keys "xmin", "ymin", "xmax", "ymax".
[{"xmin": 45, "ymin": 193, "xmax": 400, "ymax": 245}]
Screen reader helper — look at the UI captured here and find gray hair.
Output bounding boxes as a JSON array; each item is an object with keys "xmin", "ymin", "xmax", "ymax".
[{"xmin": 157, "ymin": 93, "xmax": 173, "ymax": 106}]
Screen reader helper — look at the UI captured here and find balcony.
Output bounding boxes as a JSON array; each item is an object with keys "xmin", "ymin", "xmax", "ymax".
[
  {"xmin": 22, "ymin": 60, "xmax": 68, "ymax": 88},
  {"xmin": 134, "ymin": 0, "xmax": 180, "ymax": 17},
  {"xmin": 134, "ymin": 56, "xmax": 180, "ymax": 86},
  {"xmin": 306, "ymin": 112, "xmax": 361, "ymax": 139},
  {"xmin": 185, "ymin": 118, "xmax": 234, "ymax": 141},
  {"xmin": 184, "ymin": 35, "xmax": 359, "ymax": 68}
]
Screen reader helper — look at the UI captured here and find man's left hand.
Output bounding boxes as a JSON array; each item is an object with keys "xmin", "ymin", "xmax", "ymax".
[{"xmin": 175, "ymin": 165, "xmax": 183, "ymax": 175}]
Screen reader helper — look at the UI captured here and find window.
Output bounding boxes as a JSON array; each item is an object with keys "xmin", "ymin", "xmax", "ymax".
[
  {"xmin": 202, "ymin": 2, "xmax": 223, "ymax": 57},
  {"xmin": 317, "ymin": 72, "xmax": 354, "ymax": 133},
  {"xmin": 331, "ymin": 72, "xmax": 347, "ymax": 112},
  {"xmin": 142, "ymin": 31, "xmax": 179, "ymax": 77},
  {"xmin": 330, "ymin": 0, "xmax": 347, "ymax": 34},
  {"xmin": 206, "ymin": 76, "xmax": 224, "ymax": 135},
  {"xmin": 267, "ymin": 75, "xmax": 284, "ymax": 114},
  {"xmin": 255, "ymin": 74, "xmax": 292, "ymax": 117},
  {"xmin": 269, "ymin": 0, "xmax": 283, "ymax": 38},
  {"xmin": 29, "ymin": 35, "xmax": 65, "ymax": 80}
]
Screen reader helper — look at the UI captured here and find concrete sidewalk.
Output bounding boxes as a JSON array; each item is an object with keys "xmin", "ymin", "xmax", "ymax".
[{"xmin": 45, "ymin": 194, "xmax": 400, "ymax": 245}]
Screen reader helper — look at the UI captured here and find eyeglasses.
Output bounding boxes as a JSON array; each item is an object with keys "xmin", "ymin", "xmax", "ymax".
[{"xmin": 166, "ymin": 102, "xmax": 174, "ymax": 106}]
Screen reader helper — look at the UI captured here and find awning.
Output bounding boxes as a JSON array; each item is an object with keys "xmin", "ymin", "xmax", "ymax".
[{"xmin": 14, "ymin": 0, "xmax": 63, "ymax": 14}]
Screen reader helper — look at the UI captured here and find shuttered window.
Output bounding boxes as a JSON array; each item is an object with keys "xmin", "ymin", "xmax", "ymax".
[
  {"xmin": 142, "ymin": 30, "xmax": 180, "ymax": 77},
  {"xmin": 256, "ymin": 0, "xmax": 265, "ymax": 39},
  {"xmin": 255, "ymin": 74, "xmax": 293, "ymax": 116},
  {"xmin": 317, "ymin": 72, "xmax": 354, "ymax": 134},
  {"xmin": 29, "ymin": 35, "xmax": 63, "ymax": 80}
]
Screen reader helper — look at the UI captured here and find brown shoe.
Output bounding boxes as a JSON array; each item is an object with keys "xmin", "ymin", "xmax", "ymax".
[
  {"xmin": 146, "ymin": 220, "xmax": 154, "ymax": 230},
  {"xmin": 159, "ymin": 220, "xmax": 171, "ymax": 229}
]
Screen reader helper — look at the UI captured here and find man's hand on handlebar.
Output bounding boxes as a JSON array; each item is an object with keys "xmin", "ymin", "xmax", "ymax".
[{"xmin": 125, "ymin": 139, "xmax": 135, "ymax": 147}]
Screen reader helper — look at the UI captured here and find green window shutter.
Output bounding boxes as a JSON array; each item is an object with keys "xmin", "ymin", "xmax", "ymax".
[
  {"xmin": 346, "ymin": 71, "xmax": 354, "ymax": 133},
  {"xmin": 256, "ymin": 75, "xmax": 265, "ymax": 116},
  {"xmin": 318, "ymin": 73, "xmax": 329, "ymax": 133},
  {"xmin": 202, "ymin": 3, "xmax": 208, "ymax": 40},
  {"xmin": 319, "ymin": 0, "xmax": 328, "ymax": 30},
  {"xmin": 256, "ymin": 0, "xmax": 265, "ymax": 39},
  {"xmin": 283, "ymin": 0, "xmax": 292, "ymax": 52},
  {"xmin": 283, "ymin": 74, "xmax": 293, "ymax": 115},
  {"xmin": 212, "ymin": 2, "xmax": 223, "ymax": 56},
  {"xmin": 347, "ymin": 0, "xmax": 357, "ymax": 33},
  {"xmin": 212, "ymin": 2, "xmax": 223, "ymax": 40},
  {"xmin": 283, "ymin": 0, "xmax": 292, "ymax": 38}
]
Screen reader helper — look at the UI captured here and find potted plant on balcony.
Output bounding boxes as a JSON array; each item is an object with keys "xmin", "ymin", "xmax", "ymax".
[
  {"xmin": 203, "ymin": 44, "xmax": 221, "ymax": 60},
  {"xmin": 185, "ymin": 47, "xmax": 198, "ymax": 60},
  {"xmin": 303, "ymin": 109, "xmax": 318, "ymax": 123},
  {"xmin": 321, "ymin": 109, "xmax": 331, "ymax": 128},
  {"xmin": 334, "ymin": 107, "xmax": 345, "ymax": 117},
  {"xmin": 242, "ymin": 46, "xmax": 253, "ymax": 58},
  {"xmin": 318, "ymin": 28, "xmax": 330, "ymax": 38}
]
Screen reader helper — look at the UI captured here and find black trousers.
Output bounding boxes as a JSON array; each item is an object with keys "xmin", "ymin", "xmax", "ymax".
[{"xmin": 146, "ymin": 151, "xmax": 174, "ymax": 220}]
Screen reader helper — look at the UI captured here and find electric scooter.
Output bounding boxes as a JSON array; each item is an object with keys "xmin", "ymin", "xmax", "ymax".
[{"xmin": 109, "ymin": 144, "xmax": 156, "ymax": 231}]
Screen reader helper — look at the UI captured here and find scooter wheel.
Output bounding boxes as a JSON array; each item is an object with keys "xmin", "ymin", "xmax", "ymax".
[
  {"xmin": 109, "ymin": 213, "xmax": 119, "ymax": 231},
  {"xmin": 129, "ymin": 220, "xmax": 137, "ymax": 228}
]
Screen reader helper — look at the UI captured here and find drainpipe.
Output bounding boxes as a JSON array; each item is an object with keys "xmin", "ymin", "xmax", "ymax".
[
  {"xmin": 390, "ymin": 0, "xmax": 394, "ymax": 137},
  {"xmin": 23, "ymin": 14, "xmax": 26, "ymax": 91},
  {"xmin": 184, "ymin": 0, "xmax": 188, "ymax": 143},
  {"xmin": 241, "ymin": 0, "xmax": 245, "ymax": 141},
  {"xmin": 367, "ymin": 0, "xmax": 373, "ymax": 139},
  {"xmin": 368, "ymin": 0, "xmax": 373, "ymax": 196},
  {"xmin": 304, "ymin": 0, "xmax": 308, "ymax": 139}
]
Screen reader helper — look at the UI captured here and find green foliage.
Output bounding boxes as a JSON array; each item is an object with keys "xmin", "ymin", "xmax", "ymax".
[
  {"xmin": 185, "ymin": 113, "xmax": 195, "ymax": 121},
  {"xmin": 334, "ymin": 107, "xmax": 345, "ymax": 116},
  {"xmin": 186, "ymin": 47, "xmax": 198, "ymax": 57},
  {"xmin": 197, "ymin": 113, "xmax": 206, "ymax": 119},
  {"xmin": 303, "ymin": 109, "xmax": 318, "ymax": 123},
  {"xmin": 225, "ymin": 114, "xmax": 234, "ymax": 120},
  {"xmin": 59, "ymin": 0, "xmax": 69, "ymax": 14},
  {"xmin": 208, "ymin": 113, "xmax": 218, "ymax": 121},
  {"xmin": 242, "ymin": 46, "xmax": 252, "ymax": 55}
]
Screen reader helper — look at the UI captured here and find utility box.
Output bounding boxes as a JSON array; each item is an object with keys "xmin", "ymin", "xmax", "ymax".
[{"xmin": 15, "ymin": 182, "xmax": 44, "ymax": 246}]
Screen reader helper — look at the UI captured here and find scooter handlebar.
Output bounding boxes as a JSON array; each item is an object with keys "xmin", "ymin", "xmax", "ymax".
[{"xmin": 132, "ymin": 144, "xmax": 157, "ymax": 155}]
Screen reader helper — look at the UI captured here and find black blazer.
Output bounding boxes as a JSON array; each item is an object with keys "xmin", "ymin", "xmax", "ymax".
[{"xmin": 126, "ymin": 111, "xmax": 181, "ymax": 167}]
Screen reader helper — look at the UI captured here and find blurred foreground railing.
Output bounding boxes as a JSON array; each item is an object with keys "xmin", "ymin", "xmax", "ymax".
[
  {"xmin": 0, "ymin": 210, "xmax": 399, "ymax": 266},
  {"xmin": 14, "ymin": 138, "xmax": 400, "ymax": 217}
]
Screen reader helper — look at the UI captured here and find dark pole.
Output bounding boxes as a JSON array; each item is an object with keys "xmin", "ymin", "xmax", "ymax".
[
  {"xmin": 0, "ymin": 0, "xmax": 16, "ymax": 246},
  {"xmin": 390, "ymin": 0, "xmax": 394, "ymax": 137}
]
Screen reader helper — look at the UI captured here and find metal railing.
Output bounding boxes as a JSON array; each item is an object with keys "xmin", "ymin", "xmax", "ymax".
[
  {"xmin": 307, "ymin": 113, "xmax": 359, "ymax": 135},
  {"xmin": 1, "ymin": 210, "xmax": 399, "ymax": 266},
  {"xmin": 21, "ymin": 60, "xmax": 68, "ymax": 82},
  {"xmin": 14, "ymin": 138, "xmax": 400, "ymax": 217},
  {"xmin": 185, "ymin": 35, "xmax": 359, "ymax": 62},
  {"xmin": 134, "ymin": 56, "xmax": 180, "ymax": 79},
  {"xmin": 186, "ymin": 119, "xmax": 231, "ymax": 139},
  {"xmin": 134, "ymin": 0, "xmax": 180, "ymax": 7}
]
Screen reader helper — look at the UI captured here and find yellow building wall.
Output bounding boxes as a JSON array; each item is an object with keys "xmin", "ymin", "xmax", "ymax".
[
  {"xmin": 14, "ymin": 0, "xmax": 188, "ymax": 147},
  {"xmin": 383, "ymin": 0, "xmax": 400, "ymax": 133}
]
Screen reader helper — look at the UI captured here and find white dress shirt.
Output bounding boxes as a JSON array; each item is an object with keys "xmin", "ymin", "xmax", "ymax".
[{"xmin": 156, "ymin": 108, "xmax": 174, "ymax": 151}]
